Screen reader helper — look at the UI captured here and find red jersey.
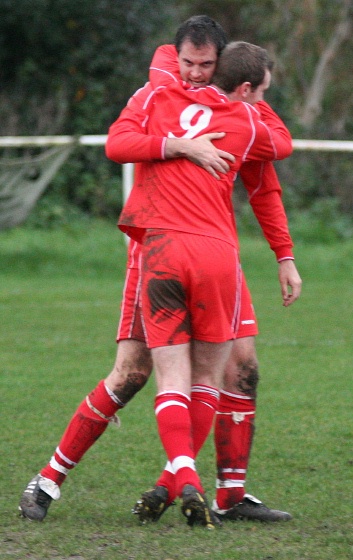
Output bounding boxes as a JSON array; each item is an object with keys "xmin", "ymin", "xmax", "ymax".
[
  {"xmin": 106, "ymin": 80, "xmax": 292, "ymax": 246},
  {"xmin": 148, "ymin": 45, "xmax": 295, "ymax": 261}
]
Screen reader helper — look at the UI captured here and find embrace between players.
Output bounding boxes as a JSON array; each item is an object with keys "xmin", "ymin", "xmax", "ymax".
[{"xmin": 19, "ymin": 15, "xmax": 301, "ymax": 529}]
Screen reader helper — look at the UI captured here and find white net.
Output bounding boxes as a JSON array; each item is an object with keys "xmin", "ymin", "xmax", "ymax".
[{"xmin": 0, "ymin": 144, "xmax": 74, "ymax": 230}]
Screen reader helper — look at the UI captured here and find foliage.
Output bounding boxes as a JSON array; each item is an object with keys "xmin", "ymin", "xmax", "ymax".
[
  {"xmin": 0, "ymin": 0, "xmax": 177, "ymax": 135},
  {"xmin": 288, "ymin": 197, "xmax": 353, "ymax": 243},
  {"xmin": 0, "ymin": 0, "xmax": 352, "ymax": 233},
  {"xmin": 176, "ymin": 0, "xmax": 353, "ymax": 136},
  {"xmin": 1, "ymin": 222, "xmax": 353, "ymax": 559}
]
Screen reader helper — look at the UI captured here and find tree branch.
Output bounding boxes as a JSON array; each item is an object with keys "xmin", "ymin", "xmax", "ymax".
[{"xmin": 299, "ymin": 0, "xmax": 353, "ymax": 129}]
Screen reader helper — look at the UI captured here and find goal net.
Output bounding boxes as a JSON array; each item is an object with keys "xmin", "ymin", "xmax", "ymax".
[{"xmin": 0, "ymin": 143, "xmax": 74, "ymax": 230}]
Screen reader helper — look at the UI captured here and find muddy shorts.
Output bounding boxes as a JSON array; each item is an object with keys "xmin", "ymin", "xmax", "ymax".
[
  {"xmin": 117, "ymin": 238, "xmax": 258, "ymax": 344},
  {"xmin": 140, "ymin": 230, "xmax": 240, "ymax": 348}
]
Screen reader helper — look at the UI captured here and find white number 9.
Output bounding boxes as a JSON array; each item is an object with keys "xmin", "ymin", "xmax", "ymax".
[{"xmin": 168, "ymin": 103, "xmax": 213, "ymax": 139}]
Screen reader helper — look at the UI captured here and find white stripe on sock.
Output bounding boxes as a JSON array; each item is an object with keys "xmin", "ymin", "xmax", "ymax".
[{"xmin": 171, "ymin": 455, "xmax": 195, "ymax": 473}]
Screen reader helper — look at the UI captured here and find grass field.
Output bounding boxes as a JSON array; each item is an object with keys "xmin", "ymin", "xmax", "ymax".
[{"xmin": 1, "ymin": 220, "xmax": 352, "ymax": 560}]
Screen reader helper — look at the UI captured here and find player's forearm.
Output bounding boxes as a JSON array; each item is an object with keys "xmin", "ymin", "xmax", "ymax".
[
  {"xmin": 107, "ymin": 129, "xmax": 213, "ymax": 164},
  {"xmin": 240, "ymin": 160, "xmax": 294, "ymax": 260},
  {"xmin": 256, "ymin": 101, "xmax": 293, "ymax": 160},
  {"xmin": 105, "ymin": 100, "xmax": 166, "ymax": 164},
  {"xmin": 106, "ymin": 128, "xmax": 166, "ymax": 163},
  {"xmin": 106, "ymin": 82, "xmax": 167, "ymax": 163},
  {"xmin": 250, "ymin": 196, "xmax": 294, "ymax": 260},
  {"xmin": 149, "ymin": 44, "xmax": 180, "ymax": 88}
]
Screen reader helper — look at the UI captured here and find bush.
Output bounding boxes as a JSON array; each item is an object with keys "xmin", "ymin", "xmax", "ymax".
[
  {"xmin": 235, "ymin": 194, "xmax": 353, "ymax": 244},
  {"xmin": 288, "ymin": 197, "xmax": 353, "ymax": 244}
]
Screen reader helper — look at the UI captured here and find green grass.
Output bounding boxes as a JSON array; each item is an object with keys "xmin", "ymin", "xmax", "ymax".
[{"xmin": 1, "ymin": 221, "xmax": 352, "ymax": 559}]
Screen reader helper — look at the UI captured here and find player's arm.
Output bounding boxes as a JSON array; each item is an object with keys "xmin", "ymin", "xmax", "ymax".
[
  {"xmin": 149, "ymin": 44, "xmax": 180, "ymax": 88},
  {"xmin": 240, "ymin": 161, "xmax": 293, "ymax": 260},
  {"xmin": 105, "ymin": 83, "xmax": 165, "ymax": 163},
  {"xmin": 166, "ymin": 133, "xmax": 234, "ymax": 178},
  {"xmin": 247, "ymin": 101, "xmax": 293, "ymax": 161},
  {"xmin": 239, "ymin": 160, "xmax": 302, "ymax": 306}
]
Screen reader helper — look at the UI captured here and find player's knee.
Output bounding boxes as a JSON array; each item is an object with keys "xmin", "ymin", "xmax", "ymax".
[
  {"xmin": 106, "ymin": 371, "xmax": 150, "ymax": 405},
  {"xmin": 113, "ymin": 371, "xmax": 150, "ymax": 404},
  {"xmin": 233, "ymin": 359, "xmax": 259, "ymax": 397},
  {"xmin": 106, "ymin": 346, "xmax": 153, "ymax": 403}
]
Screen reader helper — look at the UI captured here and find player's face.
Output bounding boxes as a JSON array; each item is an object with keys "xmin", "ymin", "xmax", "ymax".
[
  {"xmin": 246, "ymin": 69, "xmax": 272, "ymax": 105},
  {"xmin": 178, "ymin": 40, "xmax": 218, "ymax": 88}
]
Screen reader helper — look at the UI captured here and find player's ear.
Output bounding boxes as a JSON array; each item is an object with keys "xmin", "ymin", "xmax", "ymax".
[{"xmin": 238, "ymin": 82, "xmax": 252, "ymax": 99}]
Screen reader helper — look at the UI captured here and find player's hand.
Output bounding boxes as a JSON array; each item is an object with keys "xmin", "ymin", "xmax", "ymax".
[
  {"xmin": 188, "ymin": 132, "xmax": 235, "ymax": 179},
  {"xmin": 278, "ymin": 259, "xmax": 302, "ymax": 307},
  {"xmin": 165, "ymin": 133, "xmax": 234, "ymax": 179}
]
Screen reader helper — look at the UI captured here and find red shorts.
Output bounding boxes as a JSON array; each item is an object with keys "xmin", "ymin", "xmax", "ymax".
[
  {"xmin": 237, "ymin": 279, "xmax": 259, "ymax": 338},
  {"xmin": 140, "ymin": 230, "xmax": 240, "ymax": 348},
  {"xmin": 117, "ymin": 240, "xmax": 258, "ymax": 343},
  {"xmin": 116, "ymin": 240, "xmax": 145, "ymax": 342}
]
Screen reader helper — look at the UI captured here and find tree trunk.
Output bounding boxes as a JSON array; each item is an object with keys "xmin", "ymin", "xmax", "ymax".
[{"xmin": 299, "ymin": 0, "xmax": 353, "ymax": 129}]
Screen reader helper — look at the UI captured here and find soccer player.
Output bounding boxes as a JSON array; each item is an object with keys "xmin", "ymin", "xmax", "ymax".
[
  {"xmin": 105, "ymin": 40, "xmax": 294, "ymax": 527},
  {"xmin": 17, "ymin": 15, "xmax": 235, "ymax": 524},
  {"xmin": 137, "ymin": 36, "xmax": 302, "ymax": 523}
]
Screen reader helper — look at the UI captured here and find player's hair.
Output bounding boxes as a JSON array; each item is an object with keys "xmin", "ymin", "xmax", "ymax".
[
  {"xmin": 212, "ymin": 41, "xmax": 274, "ymax": 93},
  {"xmin": 174, "ymin": 15, "xmax": 227, "ymax": 55}
]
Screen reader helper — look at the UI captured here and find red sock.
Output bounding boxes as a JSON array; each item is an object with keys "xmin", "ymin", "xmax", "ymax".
[
  {"xmin": 190, "ymin": 385, "xmax": 219, "ymax": 455},
  {"xmin": 155, "ymin": 392, "xmax": 203, "ymax": 497},
  {"xmin": 155, "ymin": 464, "xmax": 176, "ymax": 504},
  {"xmin": 41, "ymin": 380, "xmax": 120, "ymax": 485},
  {"xmin": 214, "ymin": 390, "xmax": 255, "ymax": 510},
  {"xmin": 156, "ymin": 385, "xmax": 219, "ymax": 501}
]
